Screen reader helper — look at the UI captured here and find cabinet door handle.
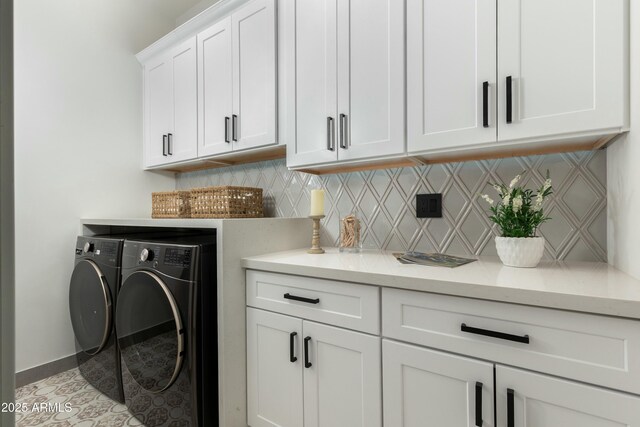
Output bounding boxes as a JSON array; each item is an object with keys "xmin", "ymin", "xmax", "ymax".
[
  {"xmin": 232, "ymin": 114, "xmax": 238, "ymax": 142},
  {"xmin": 506, "ymin": 76, "xmax": 513, "ymax": 124},
  {"xmin": 482, "ymin": 81, "xmax": 489, "ymax": 128},
  {"xmin": 339, "ymin": 114, "xmax": 348, "ymax": 149},
  {"xmin": 225, "ymin": 117, "xmax": 230, "ymax": 143},
  {"xmin": 327, "ymin": 117, "xmax": 335, "ymax": 151},
  {"xmin": 162, "ymin": 134, "xmax": 168, "ymax": 156},
  {"xmin": 507, "ymin": 388, "xmax": 515, "ymax": 427},
  {"xmin": 289, "ymin": 332, "xmax": 298, "ymax": 363},
  {"xmin": 284, "ymin": 293, "xmax": 320, "ymax": 304},
  {"xmin": 461, "ymin": 323, "xmax": 530, "ymax": 344},
  {"xmin": 304, "ymin": 336, "xmax": 312, "ymax": 368},
  {"xmin": 167, "ymin": 133, "xmax": 173, "ymax": 155},
  {"xmin": 475, "ymin": 382, "xmax": 483, "ymax": 426}
]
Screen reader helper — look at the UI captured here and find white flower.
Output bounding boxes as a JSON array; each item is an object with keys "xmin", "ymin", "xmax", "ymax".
[
  {"xmin": 502, "ymin": 194, "xmax": 511, "ymax": 206},
  {"xmin": 481, "ymin": 194, "xmax": 494, "ymax": 205},
  {"xmin": 512, "ymin": 195, "xmax": 523, "ymax": 213},
  {"xmin": 542, "ymin": 178, "xmax": 552, "ymax": 192},
  {"xmin": 509, "ymin": 174, "xmax": 521, "ymax": 189},
  {"xmin": 492, "ymin": 184, "xmax": 504, "ymax": 195},
  {"xmin": 533, "ymin": 193, "xmax": 544, "ymax": 212}
]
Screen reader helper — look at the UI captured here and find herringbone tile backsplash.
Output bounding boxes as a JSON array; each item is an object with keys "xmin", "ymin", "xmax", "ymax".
[{"xmin": 177, "ymin": 151, "xmax": 607, "ymax": 261}]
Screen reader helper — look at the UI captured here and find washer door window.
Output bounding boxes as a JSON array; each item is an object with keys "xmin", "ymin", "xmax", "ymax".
[
  {"xmin": 69, "ymin": 260, "xmax": 112, "ymax": 356},
  {"xmin": 116, "ymin": 271, "xmax": 184, "ymax": 393}
]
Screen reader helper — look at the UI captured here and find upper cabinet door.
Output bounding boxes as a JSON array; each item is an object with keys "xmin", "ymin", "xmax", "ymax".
[
  {"xmin": 496, "ymin": 365, "xmax": 640, "ymax": 427},
  {"xmin": 168, "ymin": 37, "xmax": 198, "ymax": 163},
  {"xmin": 287, "ymin": 0, "xmax": 339, "ymax": 168},
  {"xmin": 198, "ymin": 17, "xmax": 233, "ymax": 157},
  {"xmin": 336, "ymin": 0, "xmax": 405, "ymax": 161},
  {"xmin": 303, "ymin": 321, "xmax": 382, "ymax": 427},
  {"xmin": 144, "ymin": 53, "xmax": 172, "ymax": 168},
  {"xmin": 232, "ymin": 0, "xmax": 277, "ymax": 151},
  {"xmin": 407, "ymin": 0, "xmax": 497, "ymax": 153},
  {"xmin": 498, "ymin": 0, "xmax": 628, "ymax": 142}
]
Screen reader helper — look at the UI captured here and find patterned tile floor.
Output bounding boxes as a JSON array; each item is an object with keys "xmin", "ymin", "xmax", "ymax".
[{"xmin": 15, "ymin": 368, "xmax": 141, "ymax": 426}]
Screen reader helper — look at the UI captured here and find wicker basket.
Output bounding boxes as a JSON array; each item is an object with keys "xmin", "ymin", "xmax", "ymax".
[
  {"xmin": 151, "ymin": 191, "xmax": 192, "ymax": 218},
  {"xmin": 190, "ymin": 186, "xmax": 264, "ymax": 218}
]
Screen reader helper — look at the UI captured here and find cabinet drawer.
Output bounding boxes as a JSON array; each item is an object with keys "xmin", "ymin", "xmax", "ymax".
[
  {"xmin": 382, "ymin": 288, "xmax": 640, "ymax": 395},
  {"xmin": 247, "ymin": 270, "xmax": 379, "ymax": 334}
]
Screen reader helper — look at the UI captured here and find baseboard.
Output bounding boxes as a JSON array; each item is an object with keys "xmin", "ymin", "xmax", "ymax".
[{"xmin": 15, "ymin": 353, "xmax": 78, "ymax": 388}]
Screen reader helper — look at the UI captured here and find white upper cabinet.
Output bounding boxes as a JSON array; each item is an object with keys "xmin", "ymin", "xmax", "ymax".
[
  {"xmin": 144, "ymin": 38, "xmax": 198, "ymax": 168},
  {"xmin": 232, "ymin": 0, "xmax": 277, "ymax": 151},
  {"xmin": 336, "ymin": 0, "xmax": 405, "ymax": 162},
  {"xmin": 144, "ymin": 53, "xmax": 173, "ymax": 168},
  {"xmin": 409, "ymin": 0, "xmax": 629, "ymax": 156},
  {"xmin": 198, "ymin": 0, "xmax": 276, "ymax": 157},
  {"xmin": 287, "ymin": 0, "xmax": 405, "ymax": 168},
  {"xmin": 140, "ymin": 0, "xmax": 277, "ymax": 169},
  {"xmin": 169, "ymin": 38, "xmax": 198, "ymax": 163},
  {"xmin": 198, "ymin": 17, "xmax": 234, "ymax": 157},
  {"xmin": 497, "ymin": 0, "xmax": 628, "ymax": 142},
  {"xmin": 289, "ymin": 0, "xmax": 339, "ymax": 167},
  {"xmin": 407, "ymin": 0, "xmax": 497, "ymax": 152}
]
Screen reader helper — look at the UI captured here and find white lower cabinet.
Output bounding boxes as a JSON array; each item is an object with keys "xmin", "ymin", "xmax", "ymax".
[
  {"xmin": 247, "ymin": 272, "xmax": 640, "ymax": 427},
  {"xmin": 383, "ymin": 339, "xmax": 494, "ymax": 427},
  {"xmin": 496, "ymin": 366, "xmax": 640, "ymax": 427},
  {"xmin": 247, "ymin": 308, "xmax": 303, "ymax": 427},
  {"xmin": 247, "ymin": 307, "xmax": 381, "ymax": 427}
]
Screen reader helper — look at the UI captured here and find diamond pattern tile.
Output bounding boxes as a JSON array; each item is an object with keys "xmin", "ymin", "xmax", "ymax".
[{"xmin": 176, "ymin": 150, "xmax": 608, "ymax": 261}]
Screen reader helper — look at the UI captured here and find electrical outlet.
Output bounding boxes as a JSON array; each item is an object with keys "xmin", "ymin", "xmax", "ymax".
[{"xmin": 416, "ymin": 193, "xmax": 442, "ymax": 218}]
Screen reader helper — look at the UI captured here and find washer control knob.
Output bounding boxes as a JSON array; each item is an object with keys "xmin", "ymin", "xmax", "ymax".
[
  {"xmin": 140, "ymin": 248, "xmax": 154, "ymax": 262},
  {"xmin": 83, "ymin": 242, "xmax": 94, "ymax": 253}
]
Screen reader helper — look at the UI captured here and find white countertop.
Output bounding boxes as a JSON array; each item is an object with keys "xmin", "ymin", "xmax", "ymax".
[{"xmin": 242, "ymin": 248, "xmax": 640, "ymax": 320}]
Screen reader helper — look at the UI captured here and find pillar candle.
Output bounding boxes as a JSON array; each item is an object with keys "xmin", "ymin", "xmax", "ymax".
[{"xmin": 310, "ymin": 189, "xmax": 325, "ymax": 216}]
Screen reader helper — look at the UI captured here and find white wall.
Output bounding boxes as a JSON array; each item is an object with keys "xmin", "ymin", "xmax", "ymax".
[
  {"xmin": 608, "ymin": 1, "xmax": 640, "ymax": 280},
  {"xmin": 176, "ymin": 0, "xmax": 221, "ymax": 26},
  {"xmin": 13, "ymin": 0, "xmax": 199, "ymax": 372}
]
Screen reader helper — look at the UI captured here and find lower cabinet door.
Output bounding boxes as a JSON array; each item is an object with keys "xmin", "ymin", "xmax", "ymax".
[
  {"xmin": 496, "ymin": 365, "xmax": 640, "ymax": 427},
  {"xmin": 383, "ymin": 339, "xmax": 495, "ymax": 427},
  {"xmin": 247, "ymin": 308, "xmax": 303, "ymax": 427},
  {"xmin": 303, "ymin": 321, "xmax": 382, "ymax": 427}
]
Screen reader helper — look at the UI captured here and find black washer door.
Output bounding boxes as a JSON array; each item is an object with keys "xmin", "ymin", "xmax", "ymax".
[
  {"xmin": 69, "ymin": 260, "xmax": 112, "ymax": 355},
  {"xmin": 116, "ymin": 271, "xmax": 184, "ymax": 393}
]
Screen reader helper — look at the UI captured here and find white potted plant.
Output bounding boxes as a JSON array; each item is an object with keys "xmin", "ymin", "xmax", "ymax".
[{"xmin": 480, "ymin": 173, "xmax": 553, "ymax": 268}]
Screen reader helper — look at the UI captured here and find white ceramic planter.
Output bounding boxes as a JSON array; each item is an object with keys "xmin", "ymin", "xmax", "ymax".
[{"xmin": 495, "ymin": 236, "xmax": 545, "ymax": 268}]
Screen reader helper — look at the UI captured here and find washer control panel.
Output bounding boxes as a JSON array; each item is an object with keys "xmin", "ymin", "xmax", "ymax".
[{"xmin": 164, "ymin": 248, "xmax": 192, "ymax": 267}]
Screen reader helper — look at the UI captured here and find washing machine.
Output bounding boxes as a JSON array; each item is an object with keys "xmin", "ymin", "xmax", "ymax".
[
  {"xmin": 69, "ymin": 236, "xmax": 125, "ymax": 403},
  {"xmin": 115, "ymin": 236, "xmax": 218, "ymax": 427}
]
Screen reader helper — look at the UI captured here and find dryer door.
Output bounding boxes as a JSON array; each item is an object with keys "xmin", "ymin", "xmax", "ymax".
[
  {"xmin": 69, "ymin": 260, "xmax": 113, "ymax": 355},
  {"xmin": 116, "ymin": 271, "xmax": 185, "ymax": 393}
]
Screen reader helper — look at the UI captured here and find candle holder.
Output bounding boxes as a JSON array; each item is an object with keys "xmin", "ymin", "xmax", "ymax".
[{"xmin": 307, "ymin": 215, "xmax": 325, "ymax": 254}]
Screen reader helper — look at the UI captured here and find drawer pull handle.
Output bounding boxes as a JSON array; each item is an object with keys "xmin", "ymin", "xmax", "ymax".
[
  {"xmin": 304, "ymin": 336, "xmax": 312, "ymax": 368},
  {"xmin": 284, "ymin": 293, "xmax": 320, "ymax": 304},
  {"xmin": 461, "ymin": 323, "xmax": 530, "ymax": 344},
  {"xmin": 289, "ymin": 332, "xmax": 297, "ymax": 363},
  {"xmin": 507, "ymin": 388, "xmax": 515, "ymax": 427},
  {"xmin": 475, "ymin": 382, "xmax": 483, "ymax": 426}
]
